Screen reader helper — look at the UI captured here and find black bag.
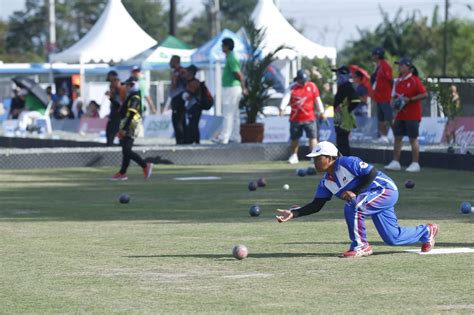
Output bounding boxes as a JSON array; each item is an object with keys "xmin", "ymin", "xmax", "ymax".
[{"xmin": 199, "ymin": 81, "xmax": 214, "ymax": 110}]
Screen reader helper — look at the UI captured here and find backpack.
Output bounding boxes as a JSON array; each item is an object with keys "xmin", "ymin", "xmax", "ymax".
[{"xmin": 199, "ymin": 81, "xmax": 214, "ymax": 110}]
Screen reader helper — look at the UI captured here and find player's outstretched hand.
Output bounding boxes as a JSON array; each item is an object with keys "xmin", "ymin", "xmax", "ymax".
[{"xmin": 276, "ymin": 209, "xmax": 294, "ymax": 223}]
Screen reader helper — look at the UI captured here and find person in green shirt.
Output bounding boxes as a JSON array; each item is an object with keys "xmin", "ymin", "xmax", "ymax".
[
  {"xmin": 213, "ymin": 37, "xmax": 247, "ymax": 144},
  {"xmin": 17, "ymin": 92, "xmax": 51, "ymax": 133},
  {"xmin": 131, "ymin": 66, "xmax": 157, "ymax": 115}
]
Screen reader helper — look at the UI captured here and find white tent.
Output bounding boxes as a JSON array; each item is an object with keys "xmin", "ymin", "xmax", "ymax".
[
  {"xmin": 50, "ymin": 0, "xmax": 157, "ymax": 64},
  {"xmin": 49, "ymin": 0, "xmax": 157, "ymax": 107},
  {"xmin": 251, "ymin": 0, "xmax": 337, "ymax": 62}
]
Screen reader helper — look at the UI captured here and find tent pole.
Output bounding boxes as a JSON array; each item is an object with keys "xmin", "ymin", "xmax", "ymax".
[{"xmin": 80, "ymin": 59, "xmax": 86, "ymax": 105}]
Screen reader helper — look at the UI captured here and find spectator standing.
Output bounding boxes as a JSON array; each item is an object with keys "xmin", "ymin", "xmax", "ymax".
[
  {"xmin": 371, "ymin": 47, "xmax": 393, "ymax": 143},
  {"xmin": 131, "ymin": 66, "xmax": 157, "ymax": 115},
  {"xmin": 168, "ymin": 55, "xmax": 187, "ymax": 144},
  {"xmin": 182, "ymin": 65, "xmax": 203, "ymax": 144},
  {"xmin": 332, "ymin": 66, "xmax": 361, "ymax": 156},
  {"xmin": 105, "ymin": 71, "xmax": 126, "ymax": 146},
  {"xmin": 71, "ymin": 84, "xmax": 84, "ymax": 119},
  {"xmin": 352, "ymin": 70, "xmax": 370, "ymax": 117},
  {"xmin": 385, "ymin": 57, "xmax": 427, "ymax": 173},
  {"xmin": 280, "ymin": 69, "xmax": 325, "ymax": 164},
  {"xmin": 53, "ymin": 87, "xmax": 71, "ymax": 119},
  {"xmin": 110, "ymin": 77, "xmax": 153, "ymax": 181},
  {"xmin": 46, "ymin": 86, "xmax": 57, "ymax": 104},
  {"xmin": 213, "ymin": 37, "xmax": 247, "ymax": 144}
]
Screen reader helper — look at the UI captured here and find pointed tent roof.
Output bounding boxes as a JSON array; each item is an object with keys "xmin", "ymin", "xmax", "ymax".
[
  {"xmin": 191, "ymin": 29, "xmax": 250, "ymax": 65},
  {"xmin": 50, "ymin": 0, "xmax": 157, "ymax": 63},
  {"xmin": 251, "ymin": 0, "xmax": 337, "ymax": 60},
  {"xmin": 120, "ymin": 35, "xmax": 196, "ymax": 70}
]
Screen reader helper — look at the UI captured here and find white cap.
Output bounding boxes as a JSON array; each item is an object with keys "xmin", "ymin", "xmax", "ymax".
[{"xmin": 306, "ymin": 141, "xmax": 339, "ymax": 158}]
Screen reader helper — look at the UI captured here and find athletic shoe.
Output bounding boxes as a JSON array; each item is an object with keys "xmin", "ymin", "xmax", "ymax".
[
  {"xmin": 374, "ymin": 136, "xmax": 390, "ymax": 144},
  {"xmin": 211, "ymin": 138, "xmax": 228, "ymax": 144},
  {"xmin": 421, "ymin": 223, "xmax": 439, "ymax": 252},
  {"xmin": 110, "ymin": 172, "xmax": 128, "ymax": 181},
  {"xmin": 384, "ymin": 160, "xmax": 401, "ymax": 171},
  {"xmin": 342, "ymin": 244, "xmax": 373, "ymax": 258},
  {"xmin": 406, "ymin": 162, "xmax": 421, "ymax": 172},
  {"xmin": 143, "ymin": 163, "xmax": 153, "ymax": 180},
  {"xmin": 288, "ymin": 153, "xmax": 299, "ymax": 164}
]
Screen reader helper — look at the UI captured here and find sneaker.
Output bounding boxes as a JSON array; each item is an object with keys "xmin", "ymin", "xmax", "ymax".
[
  {"xmin": 421, "ymin": 223, "xmax": 439, "ymax": 252},
  {"xmin": 288, "ymin": 153, "xmax": 299, "ymax": 164},
  {"xmin": 406, "ymin": 162, "xmax": 421, "ymax": 172},
  {"xmin": 110, "ymin": 172, "xmax": 128, "ymax": 181},
  {"xmin": 375, "ymin": 136, "xmax": 390, "ymax": 144},
  {"xmin": 143, "ymin": 163, "xmax": 153, "ymax": 180},
  {"xmin": 211, "ymin": 138, "xmax": 228, "ymax": 145},
  {"xmin": 384, "ymin": 160, "xmax": 401, "ymax": 171},
  {"xmin": 342, "ymin": 244, "xmax": 373, "ymax": 258}
]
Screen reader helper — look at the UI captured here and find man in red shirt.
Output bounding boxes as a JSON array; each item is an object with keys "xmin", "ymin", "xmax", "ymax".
[
  {"xmin": 371, "ymin": 47, "xmax": 393, "ymax": 143},
  {"xmin": 280, "ymin": 70, "xmax": 325, "ymax": 164},
  {"xmin": 385, "ymin": 57, "xmax": 427, "ymax": 173}
]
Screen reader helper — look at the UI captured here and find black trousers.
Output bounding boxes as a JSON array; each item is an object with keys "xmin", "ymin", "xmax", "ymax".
[
  {"xmin": 106, "ymin": 115, "xmax": 121, "ymax": 146},
  {"xmin": 119, "ymin": 136, "xmax": 146, "ymax": 174},
  {"xmin": 171, "ymin": 95, "xmax": 186, "ymax": 144},
  {"xmin": 184, "ymin": 105, "xmax": 202, "ymax": 144},
  {"xmin": 335, "ymin": 126, "xmax": 351, "ymax": 156}
]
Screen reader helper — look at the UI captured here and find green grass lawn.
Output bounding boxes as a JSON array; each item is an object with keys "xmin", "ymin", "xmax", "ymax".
[{"xmin": 0, "ymin": 163, "xmax": 473, "ymax": 314}]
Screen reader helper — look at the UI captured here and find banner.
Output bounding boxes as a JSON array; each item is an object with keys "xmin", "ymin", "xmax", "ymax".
[
  {"xmin": 143, "ymin": 113, "xmax": 223, "ymax": 139},
  {"xmin": 418, "ymin": 117, "xmax": 447, "ymax": 145},
  {"xmin": 444, "ymin": 117, "xmax": 474, "ymax": 145},
  {"xmin": 143, "ymin": 113, "xmax": 174, "ymax": 138},
  {"xmin": 78, "ymin": 117, "xmax": 108, "ymax": 134}
]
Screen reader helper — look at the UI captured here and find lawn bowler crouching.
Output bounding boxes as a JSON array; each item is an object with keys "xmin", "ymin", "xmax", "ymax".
[{"xmin": 276, "ymin": 141, "xmax": 439, "ymax": 258}]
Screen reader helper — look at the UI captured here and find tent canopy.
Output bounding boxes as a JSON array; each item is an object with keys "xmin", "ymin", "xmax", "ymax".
[
  {"xmin": 251, "ymin": 0, "xmax": 336, "ymax": 61},
  {"xmin": 120, "ymin": 35, "xmax": 196, "ymax": 70},
  {"xmin": 50, "ymin": 0, "xmax": 157, "ymax": 63},
  {"xmin": 191, "ymin": 29, "xmax": 250, "ymax": 66}
]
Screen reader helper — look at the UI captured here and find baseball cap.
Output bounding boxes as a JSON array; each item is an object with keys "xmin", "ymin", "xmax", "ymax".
[
  {"xmin": 106, "ymin": 70, "xmax": 118, "ymax": 81},
  {"xmin": 395, "ymin": 57, "xmax": 413, "ymax": 67},
  {"xmin": 295, "ymin": 69, "xmax": 309, "ymax": 82},
  {"xmin": 331, "ymin": 65, "xmax": 350, "ymax": 75},
  {"xmin": 122, "ymin": 76, "xmax": 138, "ymax": 85},
  {"xmin": 185, "ymin": 65, "xmax": 199, "ymax": 74},
  {"xmin": 131, "ymin": 65, "xmax": 141, "ymax": 72},
  {"xmin": 371, "ymin": 47, "xmax": 385, "ymax": 58},
  {"xmin": 306, "ymin": 141, "xmax": 339, "ymax": 158}
]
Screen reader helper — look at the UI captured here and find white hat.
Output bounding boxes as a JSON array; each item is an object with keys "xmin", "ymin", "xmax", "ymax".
[{"xmin": 306, "ymin": 141, "xmax": 339, "ymax": 158}]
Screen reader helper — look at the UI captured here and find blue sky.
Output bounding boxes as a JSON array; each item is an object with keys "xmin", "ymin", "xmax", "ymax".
[{"xmin": 1, "ymin": 0, "xmax": 472, "ymax": 50}]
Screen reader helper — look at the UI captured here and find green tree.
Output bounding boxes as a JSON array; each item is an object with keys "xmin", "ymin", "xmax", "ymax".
[
  {"xmin": 339, "ymin": 6, "xmax": 474, "ymax": 78},
  {"xmin": 178, "ymin": 0, "xmax": 256, "ymax": 46},
  {"xmin": 123, "ymin": 0, "xmax": 170, "ymax": 41},
  {"xmin": 2, "ymin": 0, "xmax": 171, "ymax": 63}
]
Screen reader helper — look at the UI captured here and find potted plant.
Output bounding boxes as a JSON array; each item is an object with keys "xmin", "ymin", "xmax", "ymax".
[{"xmin": 239, "ymin": 20, "xmax": 286, "ymax": 143}]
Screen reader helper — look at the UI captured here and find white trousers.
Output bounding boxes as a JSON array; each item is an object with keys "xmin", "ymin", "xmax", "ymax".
[
  {"xmin": 18, "ymin": 111, "xmax": 48, "ymax": 132},
  {"xmin": 220, "ymin": 86, "xmax": 242, "ymax": 143}
]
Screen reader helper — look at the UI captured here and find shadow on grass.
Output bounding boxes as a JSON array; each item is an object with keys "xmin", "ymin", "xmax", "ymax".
[{"xmin": 124, "ymin": 250, "xmax": 407, "ymax": 260}]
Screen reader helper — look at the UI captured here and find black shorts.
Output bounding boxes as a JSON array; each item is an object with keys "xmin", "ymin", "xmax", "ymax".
[
  {"xmin": 377, "ymin": 102, "xmax": 393, "ymax": 122},
  {"xmin": 393, "ymin": 120, "xmax": 420, "ymax": 138},
  {"xmin": 290, "ymin": 121, "xmax": 317, "ymax": 140}
]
